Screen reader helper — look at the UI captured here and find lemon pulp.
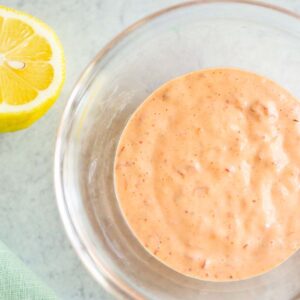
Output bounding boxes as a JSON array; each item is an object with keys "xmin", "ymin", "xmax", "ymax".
[{"xmin": 0, "ymin": 6, "xmax": 65, "ymax": 132}]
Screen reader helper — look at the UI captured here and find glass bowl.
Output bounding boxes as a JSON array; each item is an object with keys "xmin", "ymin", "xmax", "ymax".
[{"xmin": 54, "ymin": 1, "xmax": 300, "ymax": 299}]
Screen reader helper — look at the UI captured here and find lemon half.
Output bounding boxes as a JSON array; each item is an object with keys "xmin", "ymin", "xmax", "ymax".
[{"xmin": 0, "ymin": 6, "xmax": 65, "ymax": 132}]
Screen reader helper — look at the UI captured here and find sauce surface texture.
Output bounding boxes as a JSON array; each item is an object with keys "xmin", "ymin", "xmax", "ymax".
[{"xmin": 114, "ymin": 68, "xmax": 300, "ymax": 281}]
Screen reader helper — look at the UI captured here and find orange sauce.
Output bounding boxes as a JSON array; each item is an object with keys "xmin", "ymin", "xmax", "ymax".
[{"xmin": 114, "ymin": 68, "xmax": 300, "ymax": 281}]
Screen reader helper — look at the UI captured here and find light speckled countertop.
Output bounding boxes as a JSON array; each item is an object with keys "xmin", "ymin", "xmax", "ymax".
[{"xmin": 0, "ymin": 1, "xmax": 300, "ymax": 299}]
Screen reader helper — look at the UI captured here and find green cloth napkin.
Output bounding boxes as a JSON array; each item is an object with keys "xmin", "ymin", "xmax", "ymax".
[{"xmin": 0, "ymin": 240, "xmax": 58, "ymax": 300}]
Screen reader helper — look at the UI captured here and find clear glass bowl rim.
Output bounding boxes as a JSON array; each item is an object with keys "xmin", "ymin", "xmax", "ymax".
[{"xmin": 54, "ymin": 1, "xmax": 300, "ymax": 299}]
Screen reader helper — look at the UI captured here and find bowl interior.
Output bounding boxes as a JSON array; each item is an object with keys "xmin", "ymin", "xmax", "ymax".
[{"xmin": 56, "ymin": 1, "xmax": 300, "ymax": 299}]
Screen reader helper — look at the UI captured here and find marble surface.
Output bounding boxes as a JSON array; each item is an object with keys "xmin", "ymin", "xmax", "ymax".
[{"xmin": 0, "ymin": 1, "xmax": 300, "ymax": 299}]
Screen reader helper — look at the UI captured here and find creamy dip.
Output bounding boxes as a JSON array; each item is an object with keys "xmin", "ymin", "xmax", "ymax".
[{"xmin": 114, "ymin": 68, "xmax": 300, "ymax": 281}]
